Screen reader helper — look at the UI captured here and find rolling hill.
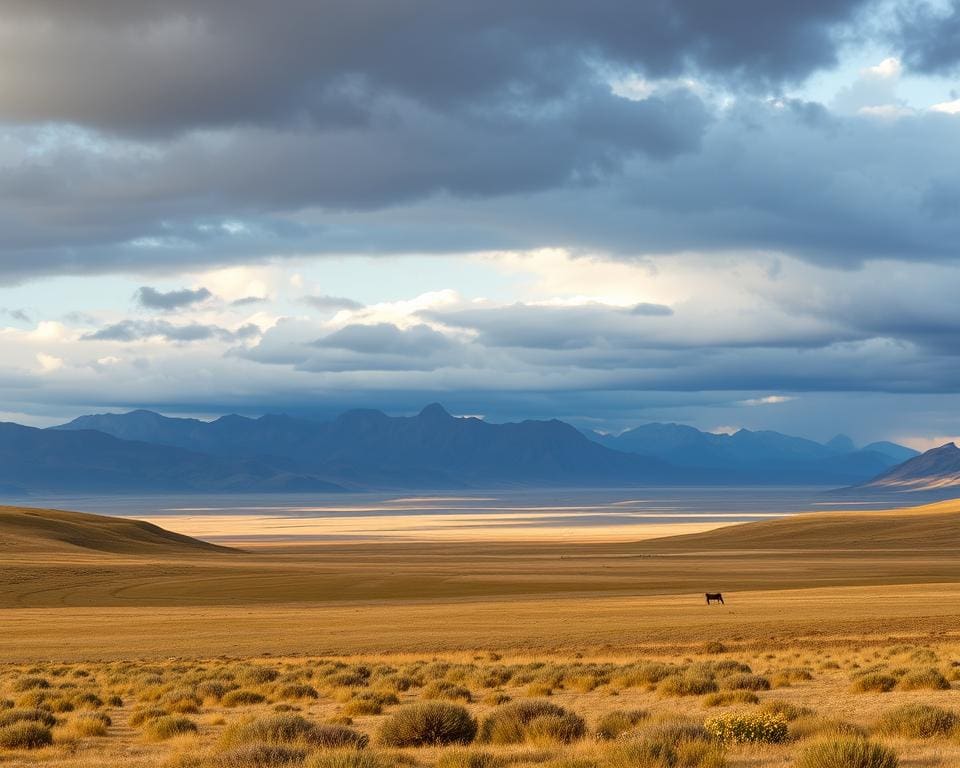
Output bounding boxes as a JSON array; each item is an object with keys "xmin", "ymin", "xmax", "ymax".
[
  {"xmin": 644, "ymin": 498, "xmax": 960, "ymax": 551},
  {"xmin": 0, "ymin": 505, "xmax": 234, "ymax": 555}
]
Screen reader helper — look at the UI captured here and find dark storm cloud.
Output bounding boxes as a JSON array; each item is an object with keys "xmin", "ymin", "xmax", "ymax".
[
  {"xmin": 0, "ymin": 0, "xmax": 871, "ymax": 137},
  {"xmin": 82, "ymin": 319, "xmax": 259, "ymax": 343},
  {"xmin": 895, "ymin": 0, "xmax": 960, "ymax": 73},
  {"xmin": 136, "ymin": 285, "xmax": 212, "ymax": 310}
]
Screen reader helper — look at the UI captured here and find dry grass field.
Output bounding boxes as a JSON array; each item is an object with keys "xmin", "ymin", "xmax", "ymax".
[{"xmin": 3, "ymin": 500, "xmax": 960, "ymax": 767}]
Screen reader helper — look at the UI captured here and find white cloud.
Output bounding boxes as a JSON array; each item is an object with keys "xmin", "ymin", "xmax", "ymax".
[
  {"xmin": 931, "ymin": 98, "xmax": 960, "ymax": 115},
  {"xmin": 36, "ymin": 352, "xmax": 64, "ymax": 372},
  {"xmin": 738, "ymin": 395, "xmax": 797, "ymax": 406}
]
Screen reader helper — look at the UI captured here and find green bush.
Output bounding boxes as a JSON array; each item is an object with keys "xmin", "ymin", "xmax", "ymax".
[
  {"xmin": 874, "ymin": 704, "xmax": 957, "ymax": 738},
  {"xmin": 378, "ymin": 702, "xmax": 477, "ymax": 747},
  {"xmin": 794, "ymin": 739, "xmax": 898, "ymax": 768},
  {"xmin": 478, "ymin": 700, "xmax": 583, "ymax": 745},
  {"xmin": 705, "ymin": 712, "xmax": 788, "ymax": 744},
  {"xmin": 143, "ymin": 715, "xmax": 198, "ymax": 740},
  {"xmin": 0, "ymin": 721, "xmax": 53, "ymax": 749}
]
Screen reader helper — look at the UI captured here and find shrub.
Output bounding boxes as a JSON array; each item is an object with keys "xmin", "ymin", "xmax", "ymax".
[
  {"xmin": 129, "ymin": 707, "xmax": 168, "ymax": 727},
  {"xmin": 657, "ymin": 674, "xmax": 717, "ymax": 697},
  {"xmin": 874, "ymin": 704, "xmax": 957, "ymax": 738},
  {"xmin": 199, "ymin": 680, "xmax": 237, "ymax": 702},
  {"xmin": 11, "ymin": 677, "xmax": 50, "ymax": 692},
  {"xmin": 705, "ymin": 712, "xmax": 788, "ymax": 744},
  {"xmin": 702, "ymin": 691, "xmax": 758, "ymax": 708},
  {"xmin": 896, "ymin": 668, "xmax": 950, "ymax": 691},
  {"xmin": 483, "ymin": 692, "xmax": 511, "ymax": 706},
  {"xmin": 378, "ymin": 702, "xmax": 477, "ymax": 747},
  {"xmin": 436, "ymin": 748, "xmax": 503, "ymax": 768},
  {"xmin": 604, "ymin": 735, "xmax": 724, "ymax": 768},
  {"xmin": 794, "ymin": 739, "xmax": 898, "ymax": 768},
  {"xmin": 850, "ymin": 674, "xmax": 896, "ymax": 693},
  {"xmin": 143, "ymin": 715, "xmax": 198, "ymax": 740},
  {"xmin": 0, "ymin": 708, "xmax": 56, "ymax": 728},
  {"xmin": 789, "ymin": 716, "xmax": 865, "ymax": 741},
  {"xmin": 278, "ymin": 684, "xmax": 319, "ymax": 701},
  {"xmin": 223, "ymin": 715, "xmax": 368, "ymax": 749},
  {"xmin": 720, "ymin": 674, "xmax": 770, "ymax": 692},
  {"xmin": 524, "ymin": 713, "xmax": 587, "ymax": 745},
  {"xmin": 758, "ymin": 700, "xmax": 812, "ymax": 721},
  {"xmin": 0, "ymin": 721, "xmax": 53, "ymax": 749},
  {"xmin": 525, "ymin": 683, "xmax": 553, "ymax": 697},
  {"xmin": 69, "ymin": 712, "xmax": 110, "ymax": 736},
  {"xmin": 479, "ymin": 700, "xmax": 583, "ymax": 745},
  {"xmin": 595, "ymin": 709, "xmax": 649, "ymax": 740},
  {"xmin": 422, "ymin": 680, "xmax": 472, "ymax": 702},
  {"xmin": 241, "ymin": 667, "xmax": 280, "ymax": 685},
  {"xmin": 305, "ymin": 751, "xmax": 392, "ymax": 768},
  {"xmin": 224, "ymin": 690, "xmax": 268, "ymax": 707},
  {"xmin": 612, "ymin": 663, "xmax": 676, "ymax": 687},
  {"xmin": 701, "ymin": 641, "xmax": 727, "ymax": 654},
  {"xmin": 210, "ymin": 743, "xmax": 307, "ymax": 767}
]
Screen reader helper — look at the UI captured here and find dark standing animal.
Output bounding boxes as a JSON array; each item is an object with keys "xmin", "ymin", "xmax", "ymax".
[{"xmin": 705, "ymin": 592, "xmax": 724, "ymax": 605}]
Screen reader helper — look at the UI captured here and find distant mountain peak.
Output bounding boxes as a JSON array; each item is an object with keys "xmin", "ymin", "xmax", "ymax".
[
  {"xmin": 826, "ymin": 434, "xmax": 857, "ymax": 453},
  {"xmin": 860, "ymin": 441, "xmax": 960, "ymax": 491},
  {"xmin": 418, "ymin": 403, "xmax": 453, "ymax": 420}
]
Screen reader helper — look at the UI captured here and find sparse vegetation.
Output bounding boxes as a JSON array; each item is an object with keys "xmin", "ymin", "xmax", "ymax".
[{"xmin": 794, "ymin": 739, "xmax": 898, "ymax": 768}]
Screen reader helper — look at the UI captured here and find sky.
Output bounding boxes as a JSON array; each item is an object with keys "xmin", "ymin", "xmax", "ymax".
[{"xmin": 2, "ymin": 1, "xmax": 960, "ymax": 448}]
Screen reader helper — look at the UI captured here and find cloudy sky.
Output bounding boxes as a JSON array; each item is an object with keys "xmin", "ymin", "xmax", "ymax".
[{"xmin": 2, "ymin": 0, "xmax": 960, "ymax": 447}]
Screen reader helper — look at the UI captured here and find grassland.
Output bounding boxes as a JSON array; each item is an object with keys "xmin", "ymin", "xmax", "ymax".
[{"xmin": 3, "ymin": 500, "xmax": 960, "ymax": 766}]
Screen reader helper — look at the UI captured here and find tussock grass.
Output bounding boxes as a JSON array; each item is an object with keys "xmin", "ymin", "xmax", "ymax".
[
  {"xmin": 873, "ymin": 703, "xmax": 957, "ymax": 738},
  {"xmin": 850, "ymin": 673, "xmax": 897, "ymax": 693},
  {"xmin": 479, "ymin": 701, "xmax": 583, "ymax": 745},
  {"xmin": 594, "ymin": 709, "xmax": 649, "ymax": 740},
  {"xmin": 222, "ymin": 715, "xmax": 368, "ymax": 749},
  {"xmin": 701, "ymin": 691, "xmax": 758, "ymax": 707},
  {"xmin": 209, "ymin": 743, "xmax": 308, "ymax": 767},
  {"xmin": 794, "ymin": 739, "xmax": 898, "ymax": 768},
  {"xmin": 378, "ymin": 702, "xmax": 477, "ymax": 747},
  {"xmin": 143, "ymin": 714, "xmax": 198, "ymax": 740},
  {"xmin": 895, "ymin": 668, "xmax": 950, "ymax": 690},
  {"xmin": 223, "ymin": 690, "xmax": 268, "ymax": 707},
  {"xmin": 0, "ymin": 721, "xmax": 53, "ymax": 749}
]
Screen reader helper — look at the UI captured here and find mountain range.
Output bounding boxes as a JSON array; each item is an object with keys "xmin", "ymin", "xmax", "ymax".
[
  {"xmin": 0, "ymin": 405, "xmax": 932, "ymax": 495},
  {"xmin": 586, "ymin": 423, "xmax": 918, "ymax": 484},
  {"xmin": 857, "ymin": 442, "xmax": 960, "ymax": 492}
]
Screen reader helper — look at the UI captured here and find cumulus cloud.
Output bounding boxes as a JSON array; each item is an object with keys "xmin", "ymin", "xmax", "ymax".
[
  {"xmin": 82, "ymin": 319, "xmax": 259, "ymax": 343},
  {"xmin": 303, "ymin": 295, "xmax": 364, "ymax": 312},
  {"xmin": 136, "ymin": 285, "xmax": 212, "ymax": 310}
]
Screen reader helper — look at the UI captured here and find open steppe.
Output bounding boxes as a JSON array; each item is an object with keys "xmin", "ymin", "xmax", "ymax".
[{"xmin": 3, "ymin": 499, "xmax": 960, "ymax": 766}]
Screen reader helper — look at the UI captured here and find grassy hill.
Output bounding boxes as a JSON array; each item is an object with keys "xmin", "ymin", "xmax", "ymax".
[
  {"xmin": 0, "ymin": 505, "xmax": 235, "ymax": 555},
  {"xmin": 643, "ymin": 498, "xmax": 960, "ymax": 551}
]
